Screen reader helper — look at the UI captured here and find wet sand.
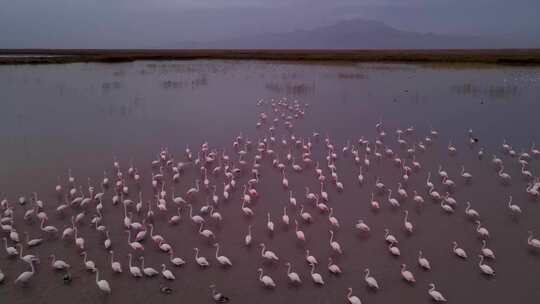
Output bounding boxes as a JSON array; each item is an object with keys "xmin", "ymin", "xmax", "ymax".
[{"xmin": 0, "ymin": 61, "xmax": 540, "ymax": 303}]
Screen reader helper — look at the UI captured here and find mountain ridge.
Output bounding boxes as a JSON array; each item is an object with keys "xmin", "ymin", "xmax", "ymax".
[{"xmin": 171, "ymin": 18, "xmax": 510, "ymax": 49}]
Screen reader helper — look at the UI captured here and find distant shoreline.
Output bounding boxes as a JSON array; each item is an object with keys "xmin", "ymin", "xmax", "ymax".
[{"xmin": 1, "ymin": 49, "xmax": 540, "ymax": 66}]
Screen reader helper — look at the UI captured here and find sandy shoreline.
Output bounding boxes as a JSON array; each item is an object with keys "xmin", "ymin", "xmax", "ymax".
[{"xmin": 1, "ymin": 49, "xmax": 540, "ymax": 65}]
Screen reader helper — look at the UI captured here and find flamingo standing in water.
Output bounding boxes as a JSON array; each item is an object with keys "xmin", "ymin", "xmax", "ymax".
[
  {"xmin": 257, "ymin": 268, "xmax": 276, "ymax": 288},
  {"xmin": 428, "ymin": 283, "xmax": 447, "ymax": 302},
  {"xmin": 285, "ymin": 262, "xmax": 302, "ymax": 284}
]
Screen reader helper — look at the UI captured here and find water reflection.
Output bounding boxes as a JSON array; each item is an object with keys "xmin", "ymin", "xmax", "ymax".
[
  {"xmin": 451, "ymin": 83, "xmax": 520, "ymax": 99},
  {"xmin": 265, "ymin": 81, "xmax": 314, "ymax": 96}
]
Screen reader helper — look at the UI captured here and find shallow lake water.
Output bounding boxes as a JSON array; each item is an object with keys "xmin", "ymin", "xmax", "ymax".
[{"xmin": 1, "ymin": 60, "xmax": 540, "ymax": 304}]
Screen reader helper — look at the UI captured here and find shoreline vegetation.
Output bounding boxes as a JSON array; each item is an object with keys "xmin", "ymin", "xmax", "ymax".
[{"xmin": 1, "ymin": 49, "xmax": 540, "ymax": 66}]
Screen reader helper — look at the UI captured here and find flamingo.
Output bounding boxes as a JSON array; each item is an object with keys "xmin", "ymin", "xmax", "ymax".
[
  {"xmin": 498, "ymin": 165, "xmax": 511, "ymax": 183},
  {"xmin": 127, "ymin": 253, "xmax": 142, "ymax": 277},
  {"xmin": 309, "ymin": 263, "xmax": 324, "ymax": 285},
  {"xmin": 328, "ymin": 208, "xmax": 340, "ymax": 228},
  {"xmin": 314, "ymin": 194, "xmax": 329, "ymax": 212},
  {"xmin": 267, "ymin": 212, "xmax": 274, "ymax": 233},
  {"xmin": 148, "ymin": 223, "xmax": 164, "ymax": 244},
  {"xmin": 478, "ymin": 255, "xmax": 495, "ymax": 276},
  {"xmin": 528, "ymin": 231, "xmax": 540, "ymax": 249},
  {"xmin": 413, "ymin": 191, "xmax": 424, "ymax": 206},
  {"xmin": 40, "ymin": 218, "xmax": 58, "ymax": 234},
  {"xmin": 358, "ymin": 167, "xmax": 364, "ymax": 185},
  {"xmin": 428, "ymin": 283, "xmax": 447, "ymax": 302},
  {"xmin": 257, "ymin": 268, "xmax": 276, "ymax": 288},
  {"xmin": 461, "ymin": 165, "xmax": 472, "ymax": 181},
  {"xmin": 475, "ymin": 220, "xmax": 490, "ymax": 238},
  {"xmin": 199, "ymin": 223, "xmax": 215, "ymax": 239},
  {"xmin": 194, "ymin": 248, "xmax": 210, "ymax": 267},
  {"xmin": 465, "ymin": 201, "xmax": 480, "ymax": 218},
  {"xmin": 329, "ymin": 230, "xmax": 342, "ymax": 254},
  {"xmin": 384, "ymin": 228, "xmax": 398, "ymax": 244},
  {"xmin": 15, "ymin": 259, "xmax": 36, "ymax": 285},
  {"xmin": 438, "ymin": 165, "xmax": 448, "ymax": 179},
  {"xmin": 245, "ymin": 225, "xmax": 253, "ymax": 246},
  {"xmin": 260, "ymin": 243, "xmax": 279, "ymax": 262},
  {"xmin": 241, "ymin": 185, "xmax": 251, "ymax": 205},
  {"xmin": 186, "ymin": 179, "xmax": 200, "ymax": 198},
  {"xmin": 18, "ymin": 244, "xmax": 38, "ymax": 264},
  {"xmin": 81, "ymin": 251, "xmax": 96, "ymax": 272},
  {"xmin": 281, "ymin": 170, "xmax": 288, "ymax": 188},
  {"xmin": 95, "ymin": 269, "xmax": 111, "ymax": 294},
  {"xmin": 304, "ymin": 249, "xmax": 318, "ymax": 265},
  {"xmin": 158, "ymin": 240, "xmax": 172, "ymax": 252},
  {"xmin": 137, "ymin": 257, "xmax": 158, "ymax": 277},
  {"xmin": 418, "ymin": 251, "xmax": 431, "ymax": 270},
  {"xmin": 294, "ymin": 220, "xmax": 306, "ymax": 242},
  {"xmin": 285, "ymin": 262, "xmax": 302, "ymax": 284},
  {"xmin": 327, "ymin": 257, "xmax": 342, "ymax": 274},
  {"xmin": 3, "ymin": 237, "xmax": 18, "ymax": 257},
  {"xmin": 169, "ymin": 207, "xmax": 182, "ymax": 225},
  {"xmin": 370, "ymin": 192, "xmax": 380, "ymax": 210},
  {"xmin": 387, "ymin": 189, "xmax": 400, "ymax": 208},
  {"xmin": 169, "ymin": 250, "xmax": 186, "ymax": 266},
  {"xmin": 397, "ymin": 182, "xmax": 408, "ymax": 199},
  {"xmin": 452, "ymin": 241, "xmax": 468, "ymax": 259},
  {"xmin": 507, "ymin": 195, "xmax": 522, "ymax": 215},
  {"xmin": 481, "ymin": 240, "xmax": 496, "ymax": 259},
  {"xmin": 441, "ymin": 201, "xmax": 454, "ymax": 213},
  {"xmin": 49, "ymin": 254, "xmax": 70, "ymax": 270},
  {"xmin": 209, "ymin": 207, "xmax": 222, "ymax": 221},
  {"xmin": 355, "ymin": 220, "xmax": 370, "ymax": 232},
  {"xmin": 213, "ymin": 243, "xmax": 232, "ymax": 266},
  {"xmin": 126, "ymin": 230, "xmax": 144, "ymax": 250},
  {"xmin": 426, "ymin": 172, "xmax": 434, "ymax": 189},
  {"xmin": 389, "ymin": 243, "xmax": 400, "ymax": 256},
  {"xmin": 73, "ymin": 227, "xmax": 85, "ymax": 250},
  {"xmin": 305, "ymin": 187, "xmax": 316, "ymax": 201},
  {"xmin": 346, "ymin": 287, "xmax": 362, "ymax": 304},
  {"xmin": 282, "ymin": 207, "xmax": 290, "ymax": 226},
  {"xmin": 299, "ymin": 205, "xmax": 312, "ymax": 222},
  {"xmin": 289, "ymin": 191, "xmax": 297, "ymax": 207},
  {"xmin": 403, "ymin": 210, "xmax": 413, "ymax": 233},
  {"xmin": 364, "ymin": 268, "xmax": 379, "ymax": 290},
  {"xmin": 109, "ymin": 251, "xmax": 122, "ymax": 273},
  {"xmin": 241, "ymin": 200, "xmax": 254, "ymax": 217},
  {"xmin": 161, "ymin": 264, "xmax": 175, "ymax": 280},
  {"xmin": 400, "ymin": 264, "xmax": 415, "ymax": 283}
]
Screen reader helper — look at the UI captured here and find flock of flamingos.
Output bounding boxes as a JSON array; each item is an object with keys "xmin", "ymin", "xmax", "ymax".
[{"xmin": 1, "ymin": 97, "xmax": 540, "ymax": 303}]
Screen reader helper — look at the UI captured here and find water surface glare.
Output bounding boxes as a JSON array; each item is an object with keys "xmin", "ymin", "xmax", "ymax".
[{"xmin": 1, "ymin": 61, "xmax": 540, "ymax": 304}]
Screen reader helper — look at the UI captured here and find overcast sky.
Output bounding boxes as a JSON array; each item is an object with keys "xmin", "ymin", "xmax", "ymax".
[{"xmin": 0, "ymin": 0, "xmax": 538, "ymax": 48}]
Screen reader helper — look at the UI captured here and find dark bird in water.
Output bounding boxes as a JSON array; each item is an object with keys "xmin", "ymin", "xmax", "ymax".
[
  {"xmin": 468, "ymin": 129, "xmax": 479, "ymax": 144},
  {"xmin": 160, "ymin": 284, "xmax": 173, "ymax": 294},
  {"xmin": 63, "ymin": 269, "xmax": 72, "ymax": 284},
  {"xmin": 210, "ymin": 284, "xmax": 230, "ymax": 303}
]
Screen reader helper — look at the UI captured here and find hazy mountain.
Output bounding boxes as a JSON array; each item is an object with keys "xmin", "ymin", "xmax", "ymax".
[{"xmin": 172, "ymin": 18, "xmax": 516, "ymax": 49}]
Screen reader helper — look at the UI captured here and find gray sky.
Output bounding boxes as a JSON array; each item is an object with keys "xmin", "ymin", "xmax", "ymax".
[{"xmin": 0, "ymin": 0, "xmax": 539, "ymax": 48}]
